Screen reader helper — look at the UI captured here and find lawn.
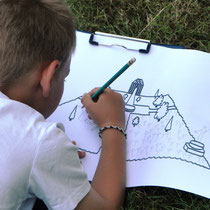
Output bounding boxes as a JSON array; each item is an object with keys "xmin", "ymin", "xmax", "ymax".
[{"xmin": 66, "ymin": 0, "xmax": 210, "ymax": 209}]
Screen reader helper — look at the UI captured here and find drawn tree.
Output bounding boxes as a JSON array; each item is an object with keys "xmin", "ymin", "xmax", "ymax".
[{"xmin": 132, "ymin": 116, "xmax": 140, "ymax": 127}]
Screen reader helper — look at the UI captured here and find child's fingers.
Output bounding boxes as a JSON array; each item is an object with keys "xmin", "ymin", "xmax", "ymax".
[
  {"xmin": 81, "ymin": 88, "xmax": 99, "ymax": 108},
  {"xmin": 78, "ymin": 150, "xmax": 86, "ymax": 159},
  {"xmin": 88, "ymin": 114, "xmax": 92, "ymax": 120},
  {"xmin": 72, "ymin": 140, "xmax": 76, "ymax": 145},
  {"xmin": 81, "ymin": 93, "xmax": 91, "ymax": 107},
  {"xmin": 71, "ymin": 140, "xmax": 86, "ymax": 159},
  {"xmin": 88, "ymin": 87, "xmax": 100, "ymax": 96}
]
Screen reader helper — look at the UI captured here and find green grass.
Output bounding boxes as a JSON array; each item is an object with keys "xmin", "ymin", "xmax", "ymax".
[
  {"xmin": 66, "ymin": 0, "xmax": 210, "ymax": 209},
  {"xmin": 67, "ymin": 0, "xmax": 210, "ymax": 52}
]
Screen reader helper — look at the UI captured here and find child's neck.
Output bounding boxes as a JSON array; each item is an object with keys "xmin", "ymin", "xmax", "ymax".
[{"xmin": 0, "ymin": 72, "xmax": 42, "ymax": 110}]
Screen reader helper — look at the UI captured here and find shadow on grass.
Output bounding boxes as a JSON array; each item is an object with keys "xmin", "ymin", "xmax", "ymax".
[{"xmin": 123, "ymin": 186, "xmax": 210, "ymax": 210}]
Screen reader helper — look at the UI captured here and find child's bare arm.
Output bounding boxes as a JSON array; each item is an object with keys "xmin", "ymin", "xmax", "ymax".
[{"xmin": 75, "ymin": 88, "xmax": 126, "ymax": 210}]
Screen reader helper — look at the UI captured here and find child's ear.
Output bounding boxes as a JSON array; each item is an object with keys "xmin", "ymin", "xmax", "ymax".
[{"xmin": 40, "ymin": 60, "xmax": 59, "ymax": 97}]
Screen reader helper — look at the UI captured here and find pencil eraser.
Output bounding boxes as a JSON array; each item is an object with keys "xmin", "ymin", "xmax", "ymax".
[{"xmin": 128, "ymin": 58, "xmax": 136, "ymax": 66}]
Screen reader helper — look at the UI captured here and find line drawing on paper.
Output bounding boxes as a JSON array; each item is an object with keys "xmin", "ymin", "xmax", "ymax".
[{"xmin": 57, "ymin": 78, "xmax": 210, "ymax": 170}]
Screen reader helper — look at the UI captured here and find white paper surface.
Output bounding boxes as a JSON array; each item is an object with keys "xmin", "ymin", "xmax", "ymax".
[{"xmin": 48, "ymin": 31, "xmax": 210, "ymax": 199}]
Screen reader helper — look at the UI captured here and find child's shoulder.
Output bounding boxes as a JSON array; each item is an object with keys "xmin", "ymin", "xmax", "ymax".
[
  {"xmin": 0, "ymin": 91, "xmax": 68, "ymax": 150},
  {"xmin": 0, "ymin": 92, "xmax": 90, "ymax": 210}
]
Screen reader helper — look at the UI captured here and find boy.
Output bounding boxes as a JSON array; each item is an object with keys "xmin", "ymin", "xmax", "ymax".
[{"xmin": 0, "ymin": 0, "xmax": 126, "ymax": 210}]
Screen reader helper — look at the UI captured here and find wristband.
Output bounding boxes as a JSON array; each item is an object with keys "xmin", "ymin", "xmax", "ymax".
[{"xmin": 99, "ymin": 125, "xmax": 127, "ymax": 139}]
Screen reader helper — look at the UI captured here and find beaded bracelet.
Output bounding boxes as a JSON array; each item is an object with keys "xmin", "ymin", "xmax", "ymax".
[{"xmin": 99, "ymin": 125, "xmax": 127, "ymax": 139}]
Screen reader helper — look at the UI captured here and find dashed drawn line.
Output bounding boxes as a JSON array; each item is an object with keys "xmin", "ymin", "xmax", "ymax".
[{"xmin": 126, "ymin": 156, "xmax": 210, "ymax": 170}]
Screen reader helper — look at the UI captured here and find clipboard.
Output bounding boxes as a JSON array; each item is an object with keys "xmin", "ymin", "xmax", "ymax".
[
  {"xmin": 89, "ymin": 31, "xmax": 184, "ymax": 53},
  {"xmin": 89, "ymin": 31, "xmax": 151, "ymax": 53},
  {"xmin": 48, "ymin": 30, "xmax": 210, "ymax": 199}
]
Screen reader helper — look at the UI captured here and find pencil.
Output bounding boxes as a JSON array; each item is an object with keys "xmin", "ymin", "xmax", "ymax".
[{"xmin": 91, "ymin": 58, "xmax": 136, "ymax": 101}]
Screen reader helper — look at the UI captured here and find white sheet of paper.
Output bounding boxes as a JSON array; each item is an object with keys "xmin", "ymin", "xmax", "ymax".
[{"xmin": 48, "ymin": 31, "xmax": 210, "ymax": 199}]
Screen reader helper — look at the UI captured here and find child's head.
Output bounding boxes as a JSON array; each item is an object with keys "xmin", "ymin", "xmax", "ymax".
[{"xmin": 0, "ymin": 0, "xmax": 76, "ymax": 87}]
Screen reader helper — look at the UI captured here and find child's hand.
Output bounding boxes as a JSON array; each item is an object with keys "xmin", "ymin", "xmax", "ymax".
[
  {"xmin": 81, "ymin": 88, "xmax": 125, "ymax": 129},
  {"xmin": 72, "ymin": 141, "xmax": 86, "ymax": 159}
]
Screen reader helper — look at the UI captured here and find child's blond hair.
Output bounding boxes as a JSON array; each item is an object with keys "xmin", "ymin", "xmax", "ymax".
[{"xmin": 0, "ymin": 0, "xmax": 76, "ymax": 86}]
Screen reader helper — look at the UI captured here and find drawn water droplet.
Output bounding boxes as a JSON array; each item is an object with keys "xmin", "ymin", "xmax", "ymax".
[
  {"xmin": 136, "ymin": 96, "xmax": 141, "ymax": 102},
  {"xmin": 123, "ymin": 94, "xmax": 128, "ymax": 101}
]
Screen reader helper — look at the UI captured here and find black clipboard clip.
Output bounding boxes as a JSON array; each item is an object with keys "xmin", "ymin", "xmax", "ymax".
[{"xmin": 89, "ymin": 31, "xmax": 151, "ymax": 54}]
